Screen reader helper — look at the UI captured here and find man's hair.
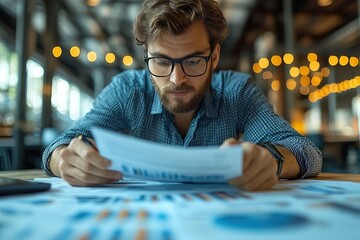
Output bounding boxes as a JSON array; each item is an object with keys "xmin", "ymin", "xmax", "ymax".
[{"xmin": 133, "ymin": 0, "xmax": 228, "ymax": 49}]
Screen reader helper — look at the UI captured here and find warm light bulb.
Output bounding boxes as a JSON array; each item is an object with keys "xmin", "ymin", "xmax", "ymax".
[
  {"xmin": 339, "ymin": 56, "xmax": 349, "ymax": 66},
  {"xmin": 328, "ymin": 55, "xmax": 338, "ymax": 66},
  {"xmin": 123, "ymin": 55, "xmax": 133, "ymax": 66},
  {"xmin": 105, "ymin": 53, "xmax": 116, "ymax": 64},
  {"xmin": 307, "ymin": 53, "xmax": 318, "ymax": 62},
  {"xmin": 252, "ymin": 63, "xmax": 262, "ymax": 73},
  {"xmin": 70, "ymin": 46, "xmax": 80, "ymax": 57},
  {"xmin": 258, "ymin": 58, "xmax": 269, "ymax": 69},
  {"xmin": 271, "ymin": 55, "xmax": 282, "ymax": 66},
  {"xmin": 87, "ymin": 51, "xmax": 97, "ymax": 62},
  {"xmin": 52, "ymin": 46, "xmax": 62, "ymax": 58},
  {"xmin": 271, "ymin": 80, "xmax": 280, "ymax": 91},
  {"xmin": 283, "ymin": 53, "xmax": 294, "ymax": 65},
  {"xmin": 286, "ymin": 79, "xmax": 297, "ymax": 90}
]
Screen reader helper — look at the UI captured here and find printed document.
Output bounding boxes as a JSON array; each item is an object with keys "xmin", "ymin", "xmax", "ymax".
[{"xmin": 91, "ymin": 127, "xmax": 242, "ymax": 183}]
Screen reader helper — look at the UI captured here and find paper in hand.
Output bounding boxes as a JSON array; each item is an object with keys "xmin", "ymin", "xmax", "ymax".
[{"xmin": 91, "ymin": 127, "xmax": 242, "ymax": 183}]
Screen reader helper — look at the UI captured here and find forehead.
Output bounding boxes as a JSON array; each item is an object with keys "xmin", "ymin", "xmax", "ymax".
[{"xmin": 148, "ymin": 20, "xmax": 210, "ymax": 57}]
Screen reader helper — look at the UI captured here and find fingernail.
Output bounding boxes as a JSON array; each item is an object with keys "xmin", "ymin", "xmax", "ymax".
[{"xmin": 114, "ymin": 172, "xmax": 122, "ymax": 179}]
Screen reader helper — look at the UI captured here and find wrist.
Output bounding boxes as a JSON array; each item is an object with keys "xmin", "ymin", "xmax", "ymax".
[
  {"xmin": 49, "ymin": 146, "xmax": 66, "ymax": 177},
  {"xmin": 258, "ymin": 142, "xmax": 284, "ymax": 176}
]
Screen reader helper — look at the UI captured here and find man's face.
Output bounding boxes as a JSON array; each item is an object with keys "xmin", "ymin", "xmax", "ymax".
[{"xmin": 147, "ymin": 20, "xmax": 220, "ymax": 114}]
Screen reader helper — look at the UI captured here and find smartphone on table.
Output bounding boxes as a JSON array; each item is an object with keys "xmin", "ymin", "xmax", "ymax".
[{"xmin": 0, "ymin": 177, "xmax": 51, "ymax": 196}]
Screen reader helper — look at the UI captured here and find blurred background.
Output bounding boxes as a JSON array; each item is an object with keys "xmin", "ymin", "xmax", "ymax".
[{"xmin": 0, "ymin": 0, "xmax": 359, "ymax": 173}]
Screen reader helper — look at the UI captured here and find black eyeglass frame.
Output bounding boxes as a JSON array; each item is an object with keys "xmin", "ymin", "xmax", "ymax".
[{"xmin": 144, "ymin": 47, "xmax": 215, "ymax": 77}]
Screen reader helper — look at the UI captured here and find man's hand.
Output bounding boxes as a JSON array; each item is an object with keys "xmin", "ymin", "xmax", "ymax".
[
  {"xmin": 49, "ymin": 137, "xmax": 122, "ymax": 186},
  {"xmin": 221, "ymin": 138, "xmax": 278, "ymax": 191}
]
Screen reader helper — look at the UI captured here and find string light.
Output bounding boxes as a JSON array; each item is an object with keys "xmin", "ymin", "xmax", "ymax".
[
  {"xmin": 105, "ymin": 53, "xmax": 116, "ymax": 64},
  {"xmin": 271, "ymin": 80, "xmax": 280, "ymax": 91},
  {"xmin": 321, "ymin": 67, "xmax": 330, "ymax": 77},
  {"xmin": 308, "ymin": 76, "xmax": 360, "ymax": 102},
  {"xmin": 52, "ymin": 46, "xmax": 62, "ymax": 58},
  {"xmin": 262, "ymin": 71, "xmax": 273, "ymax": 80},
  {"xmin": 286, "ymin": 79, "xmax": 297, "ymax": 90},
  {"xmin": 258, "ymin": 58, "xmax": 269, "ymax": 69},
  {"xmin": 289, "ymin": 67, "xmax": 300, "ymax": 78},
  {"xmin": 309, "ymin": 61, "xmax": 320, "ymax": 72},
  {"xmin": 70, "ymin": 46, "xmax": 80, "ymax": 58},
  {"xmin": 307, "ymin": 53, "xmax": 318, "ymax": 62},
  {"xmin": 252, "ymin": 63, "xmax": 262, "ymax": 73},
  {"xmin": 349, "ymin": 57, "xmax": 359, "ymax": 67},
  {"xmin": 299, "ymin": 66, "xmax": 310, "ymax": 76},
  {"xmin": 300, "ymin": 76, "xmax": 310, "ymax": 86},
  {"xmin": 339, "ymin": 56, "xmax": 349, "ymax": 66},
  {"xmin": 123, "ymin": 55, "xmax": 133, "ymax": 66},
  {"xmin": 283, "ymin": 53, "xmax": 294, "ymax": 65},
  {"xmin": 328, "ymin": 55, "xmax": 338, "ymax": 66},
  {"xmin": 271, "ymin": 55, "xmax": 282, "ymax": 66},
  {"xmin": 87, "ymin": 51, "xmax": 97, "ymax": 62}
]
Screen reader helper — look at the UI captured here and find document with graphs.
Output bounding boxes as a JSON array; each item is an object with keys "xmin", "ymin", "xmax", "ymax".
[{"xmin": 91, "ymin": 127, "xmax": 243, "ymax": 183}]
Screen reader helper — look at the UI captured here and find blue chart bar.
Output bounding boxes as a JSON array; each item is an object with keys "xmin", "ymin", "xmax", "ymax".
[
  {"xmin": 71, "ymin": 211, "xmax": 93, "ymax": 221},
  {"xmin": 214, "ymin": 212, "xmax": 309, "ymax": 230},
  {"xmin": 71, "ymin": 190, "xmax": 252, "ymax": 204},
  {"xmin": 76, "ymin": 196, "xmax": 111, "ymax": 204}
]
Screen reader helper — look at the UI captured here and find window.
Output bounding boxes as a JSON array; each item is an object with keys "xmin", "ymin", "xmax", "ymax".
[
  {"xmin": 0, "ymin": 39, "xmax": 95, "ymax": 134},
  {"xmin": 51, "ymin": 76, "xmax": 94, "ymax": 124},
  {"xmin": 0, "ymin": 40, "xmax": 18, "ymax": 129}
]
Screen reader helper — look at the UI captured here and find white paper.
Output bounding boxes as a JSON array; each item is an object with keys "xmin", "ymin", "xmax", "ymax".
[
  {"xmin": 2, "ymin": 178, "xmax": 360, "ymax": 240},
  {"xmin": 91, "ymin": 127, "xmax": 242, "ymax": 183}
]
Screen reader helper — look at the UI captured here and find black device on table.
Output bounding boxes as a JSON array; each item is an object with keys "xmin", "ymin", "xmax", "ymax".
[{"xmin": 0, "ymin": 177, "xmax": 51, "ymax": 196}]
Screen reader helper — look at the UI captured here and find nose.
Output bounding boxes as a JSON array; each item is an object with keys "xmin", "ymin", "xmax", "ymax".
[{"xmin": 169, "ymin": 63, "xmax": 187, "ymax": 86}]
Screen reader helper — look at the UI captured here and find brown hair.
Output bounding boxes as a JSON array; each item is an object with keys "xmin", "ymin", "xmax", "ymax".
[{"xmin": 133, "ymin": 0, "xmax": 228, "ymax": 49}]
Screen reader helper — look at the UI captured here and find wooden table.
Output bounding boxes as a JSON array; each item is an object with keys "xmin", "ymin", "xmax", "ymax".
[
  {"xmin": 1, "ymin": 169, "xmax": 360, "ymax": 182},
  {"xmin": 0, "ymin": 169, "xmax": 48, "ymax": 180}
]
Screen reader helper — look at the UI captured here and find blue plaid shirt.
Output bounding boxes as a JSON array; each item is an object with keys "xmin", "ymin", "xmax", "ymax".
[{"xmin": 42, "ymin": 70, "xmax": 322, "ymax": 178}]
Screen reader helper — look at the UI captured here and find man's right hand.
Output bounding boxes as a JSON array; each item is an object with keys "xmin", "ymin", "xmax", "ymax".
[{"xmin": 49, "ymin": 137, "xmax": 122, "ymax": 186}]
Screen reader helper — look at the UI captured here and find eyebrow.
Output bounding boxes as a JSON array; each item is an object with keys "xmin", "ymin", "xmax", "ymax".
[{"xmin": 148, "ymin": 49, "xmax": 209, "ymax": 59}]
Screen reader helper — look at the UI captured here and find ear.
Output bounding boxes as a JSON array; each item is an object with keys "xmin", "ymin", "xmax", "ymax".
[{"xmin": 211, "ymin": 44, "xmax": 221, "ymax": 70}]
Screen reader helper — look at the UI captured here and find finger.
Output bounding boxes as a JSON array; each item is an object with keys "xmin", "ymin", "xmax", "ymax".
[
  {"xmin": 243, "ymin": 153, "xmax": 273, "ymax": 182},
  {"xmin": 220, "ymin": 138, "xmax": 238, "ymax": 148},
  {"xmin": 69, "ymin": 138, "xmax": 111, "ymax": 170},
  {"xmin": 230, "ymin": 165, "xmax": 278, "ymax": 191},
  {"xmin": 230, "ymin": 142, "xmax": 277, "ymax": 190},
  {"xmin": 249, "ymin": 173, "xmax": 278, "ymax": 191},
  {"xmin": 241, "ymin": 142, "xmax": 257, "ymax": 170},
  {"xmin": 254, "ymin": 174, "xmax": 278, "ymax": 191},
  {"xmin": 61, "ymin": 166, "xmax": 120, "ymax": 186},
  {"xmin": 242, "ymin": 142, "xmax": 274, "ymax": 175},
  {"xmin": 59, "ymin": 147, "xmax": 121, "ymax": 180},
  {"xmin": 241, "ymin": 165, "xmax": 277, "ymax": 191}
]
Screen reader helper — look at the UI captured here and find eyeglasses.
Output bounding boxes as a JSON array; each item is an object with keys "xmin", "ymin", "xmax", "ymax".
[{"xmin": 144, "ymin": 48, "xmax": 214, "ymax": 77}]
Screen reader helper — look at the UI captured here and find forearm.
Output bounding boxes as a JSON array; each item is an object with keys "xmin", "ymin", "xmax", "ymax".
[{"xmin": 276, "ymin": 145, "xmax": 300, "ymax": 179}]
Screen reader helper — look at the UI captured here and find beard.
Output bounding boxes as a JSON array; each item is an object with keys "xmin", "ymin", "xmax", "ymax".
[{"xmin": 151, "ymin": 70, "xmax": 213, "ymax": 114}]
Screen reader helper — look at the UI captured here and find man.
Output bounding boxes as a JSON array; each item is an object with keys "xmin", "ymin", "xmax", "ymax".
[{"xmin": 42, "ymin": 0, "xmax": 322, "ymax": 191}]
